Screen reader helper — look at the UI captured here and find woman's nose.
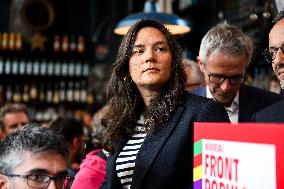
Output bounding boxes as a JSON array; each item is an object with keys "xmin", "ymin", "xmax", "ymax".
[{"xmin": 144, "ymin": 49, "xmax": 156, "ymax": 63}]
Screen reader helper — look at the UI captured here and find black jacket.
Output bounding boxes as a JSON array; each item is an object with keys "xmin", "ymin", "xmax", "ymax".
[
  {"xmin": 101, "ymin": 93, "xmax": 229, "ymax": 189},
  {"xmin": 251, "ymin": 99, "xmax": 284, "ymax": 122},
  {"xmin": 193, "ymin": 84, "xmax": 283, "ymax": 122}
]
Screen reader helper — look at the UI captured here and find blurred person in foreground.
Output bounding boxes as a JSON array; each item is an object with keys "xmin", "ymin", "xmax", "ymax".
[
  {"xmin": 0, "ymin": 124, "xmax": 73, "ymax": 189},
  {"xmin": 49, "ymin": 117, "xmax": 85, "ymax": 176},
  {"xmin": 195, "ymin": 21, "xmax": 283, "ymax": 123},
  {"xmin": 182, "ymin": 58, "xmax": 205, "ymax": 92},
  {"xmin": 252, "ymin": 11, "xmax": 284, "ymax": 122},
  {"xmin": 100, "ymin": 19, "xmax": 229, "ymax": 189},
  {"xmin": 0, "ymin": 103, "xmax": 30, "ymax": 140}
]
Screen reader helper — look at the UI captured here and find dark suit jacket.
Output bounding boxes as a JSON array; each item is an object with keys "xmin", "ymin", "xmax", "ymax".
[
  {"xmin": 102, "ymin": 93, "xmax": 229, "ymax": 189},
  {"xmin": 193, "ymin": 84, "xmax": 283, "ymax": 122},
  {"xmin": 251, "ymin": 99, "xmax": 284, "ymax": 122}
]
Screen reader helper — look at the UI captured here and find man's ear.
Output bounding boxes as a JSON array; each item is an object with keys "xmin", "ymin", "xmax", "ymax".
[
  {"xmin": 0, "ymin": 174, "xmax": 8, "ymax": 189},
  {"xmin": 197, "ymin": 56, "xmax": 205, "ymax": 73}
]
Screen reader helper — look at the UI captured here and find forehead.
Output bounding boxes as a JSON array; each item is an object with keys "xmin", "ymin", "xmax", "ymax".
[
  {"xmin": 13, "ymin": 151, "xmax": 67, "ymax": 175},
  {"xmin": 134, "ymin": 27, "xmax": 168, "ymax": 44},
  {"xmin": 3, "ymin": 112, "xmax": 29, "ymax": 124},
  {"xmin": 269, "ymin": 19, "xmax": 284, "ymax": 47},
  {"xmin": 206, "ymin": 51, "xmax": 246, "ymax": 74}
]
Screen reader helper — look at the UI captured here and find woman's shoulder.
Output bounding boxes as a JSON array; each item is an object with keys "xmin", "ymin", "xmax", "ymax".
[
  {"xmin": 182, "ymin": 92, "xmax": 229, "ymax": 122},
  {"xmin": 183, "ymin": 92, "xmax": 227, "ymax": 114},
  {"xmin": 184, "ymin": 92, "xmax": 216, "ymax": 106}
]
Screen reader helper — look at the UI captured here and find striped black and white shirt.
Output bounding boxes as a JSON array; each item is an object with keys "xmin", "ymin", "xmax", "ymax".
[{"xmin": 116, "ymin": 116, "xmax": 147, "ymax": 189}]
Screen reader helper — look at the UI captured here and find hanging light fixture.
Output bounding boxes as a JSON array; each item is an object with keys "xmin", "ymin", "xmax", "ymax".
[{"xmin": 114, "ymin": 0, "xmax": 191, "ymax": 35}]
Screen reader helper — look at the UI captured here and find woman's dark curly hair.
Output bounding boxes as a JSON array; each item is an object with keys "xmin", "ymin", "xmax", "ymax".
[{"xmin": 102, "ymin": 19, "xmax": 187, "ymax": 151}]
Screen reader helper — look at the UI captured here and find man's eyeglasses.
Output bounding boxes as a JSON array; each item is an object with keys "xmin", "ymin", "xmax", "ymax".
[
  {"xmin": 5, "ymin": 173, "xmax": 74, "ymax": 189},
  {"xmin": 208, "ymin": 74, "xmax": 245, "ymax": 85},
  {"xmin": 263, "ymin": 43, "xmax": 284, "ymax": 63}
]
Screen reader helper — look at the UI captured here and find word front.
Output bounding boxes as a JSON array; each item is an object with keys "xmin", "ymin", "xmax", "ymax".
[{"xmin": 205, "ymin": 154, "xmax": 239, "ymax": 182}]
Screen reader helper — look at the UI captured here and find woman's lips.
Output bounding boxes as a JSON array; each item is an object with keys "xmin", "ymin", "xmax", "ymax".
[{"xmin": 143, "ymin": 67, "xmax": 160, "ymax": 73}]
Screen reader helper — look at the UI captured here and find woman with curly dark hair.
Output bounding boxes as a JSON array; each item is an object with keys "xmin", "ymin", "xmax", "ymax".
[{"xmin": 101, "ymin": 19, "xmax": 229, "ymax": 189}]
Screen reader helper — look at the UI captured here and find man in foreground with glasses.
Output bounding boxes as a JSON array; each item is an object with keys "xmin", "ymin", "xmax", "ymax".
[
  {"xmin": 195, "ymin": 21, "xmax": 282, "ymax": 123},
  {"xmin": 0, "ymin": 124, "xmax": 74, "ymax": 189},
  {"xmin": 252, "ymin": 11, "xmax": 284, "ymax": 122}
]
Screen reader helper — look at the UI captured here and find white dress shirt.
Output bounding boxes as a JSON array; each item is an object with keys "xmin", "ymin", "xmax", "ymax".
[{"xmin": 206, "ymin": 86, "xmax": 239, "ymax": 123}]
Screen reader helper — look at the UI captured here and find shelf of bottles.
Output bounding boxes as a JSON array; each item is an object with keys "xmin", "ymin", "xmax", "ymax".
[{"xmin": 0, "ymin": 31, "xmax": 94, "ymax": 122}]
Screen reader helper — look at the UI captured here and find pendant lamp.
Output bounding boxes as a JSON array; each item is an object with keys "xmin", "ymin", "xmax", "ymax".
[{"xmin": 114, "ymin": 0, "xmax": 191, "ymax": 35}]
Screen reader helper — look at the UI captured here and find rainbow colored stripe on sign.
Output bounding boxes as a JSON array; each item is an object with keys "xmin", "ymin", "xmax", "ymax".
[{"xmin": 193, "ymin": 140, "xmax": 203, "ymax": 189}]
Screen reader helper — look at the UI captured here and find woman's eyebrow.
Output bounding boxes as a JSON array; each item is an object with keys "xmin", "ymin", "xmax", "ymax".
[{"xmin": 133, "ymin": 44, "xmax": 144, "ymax": 48}]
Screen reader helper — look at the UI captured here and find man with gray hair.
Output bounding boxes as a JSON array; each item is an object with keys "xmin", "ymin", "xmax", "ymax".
[
  {"xmin": 195, "ymin": 21, "xmax": 282, "ymax": 123},
  {"xmin": 0, "ymin": 124, "xmax": 74, "ymax": 189}
]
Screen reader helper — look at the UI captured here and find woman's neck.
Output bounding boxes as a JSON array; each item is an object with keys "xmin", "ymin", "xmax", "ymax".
[{"xmin": 139, "ymin": 88, "xmax": 159, "ymax": 106}]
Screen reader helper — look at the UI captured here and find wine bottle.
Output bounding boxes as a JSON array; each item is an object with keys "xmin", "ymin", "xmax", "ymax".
[
  {"xmin": 67, "ymin": 81, "xmax": 74, "ymax": 102},
  {"xmin": 13, "ymin": 84, "xmax": 21, "ymax": 103},
  {"xmin": 12, "ymin": 58, "xmax": 18, "ymax": 75},
  {"xmin": 47, "ymin": 60, "xmax": 54, "ymax": 76},
  {"xmin": 82, "ymin": 61, "xmax": 89, "ymax": 77},
  {"xmin": 69, "ymin": 35, "xmax": 77, "ymax": 52},
  {"xmin": 46, "ymin": 83, "xmax": 53, "ymax": 103},
  {"xmin": 59, "ymin": 81, "xmax": 66, "ymax": 103},
  {"xmin": 33, "ymin": 59, "xmax": 40, "ymax": 75},
  {"xmin": 75, "ymin": 61, "xmax": 82, "ymax": 76},
  {"xmin": 2, "ymin": 32, "xmax": 8, "ymax": 50},
  {"xmin": 53, "ymin": 34, "xmax": 61, "ymax": 52},
  {"xmin": 22, "ymin": 84, "xmax": 30, "ymax": 102},
  {"xmin": 74, "ymin": 81, "xmax": 80, "ymax": 102},
  {"xmin": 39, "ymin": 83, "xmax": 45, "ymax": 102},
  {"xmin": 19, "ymin": 58, "xmax": 26, "ymax": 75},
  {"xmin": 54, "ymin": 61, "xmax": 61, "ymax": 76},
  {"xmin": 15, "ymin": 33, "xmax": 23, "ymax": 51},
  {"xmin": 5, "ymin": 84, "xmax": 13, "ymax": 102},
  {"xmin": 0, "ymin": 57, "xmax": 4, "ymax": 74},
  {"xmin": 61, "ymin": 61, "xmax": 68, "ymax": 76},
  {"xmin": 80, "ymin": 80, "xmax": 87, "ymax": 103},
  {"xmin": 77, "ymin": 35, "xmax": 85, "ymax": 54},
  {"xmin": 26, "ymin": 59, "xmax": 33, "ymax": 75},
  {"xmin": 4, "ymin": 58, "xmax": 11, "ymax": 75},
  {"xmin": 40, "ymin": 59, "xmax": 47, "ymax": 76},
  {"xmin": 9, "ymin": 33, "xmax": 15, "ymax": 50},
  {"xmin": 30, "ymin": 82, "xmax": 38, "ymax": 102},
  {"xmin": 53, "ymin": 83, "xmax": 59, "ymax": 104},
  {"xmin": 68, "ymin": 60, "xmax": 75, "ymax": 76},
  {"xmin": 62, "ymin": 35, "xmax": 69, "ymax": 53}
]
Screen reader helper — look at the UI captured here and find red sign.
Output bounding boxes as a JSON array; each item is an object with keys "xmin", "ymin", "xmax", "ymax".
[{"xmin": 193, "ymin": 123, "xmax": 284, "ymax": 189}]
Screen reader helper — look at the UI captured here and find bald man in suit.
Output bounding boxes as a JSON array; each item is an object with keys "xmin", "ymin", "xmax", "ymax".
[{"xmin": 252, "ymin": 11, "xmax": 284, "ymax": 122}]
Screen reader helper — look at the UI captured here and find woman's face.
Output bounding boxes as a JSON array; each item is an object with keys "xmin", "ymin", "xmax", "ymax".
[{"xmin": 129, "ymin": 27, "xmax": 172, "ymax": 92}]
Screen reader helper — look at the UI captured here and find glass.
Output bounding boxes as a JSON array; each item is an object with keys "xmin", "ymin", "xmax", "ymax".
[
  {"xmin": 263, "ymin": 43, "xmax": 284, "ymax": 63},
  {"xmin": 208, "ymin": 74, "xmax": 245, "ymax": 85},
  {"xmin": 5, "ymin": 173, "xmax": 74, "ymax": 189}
]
